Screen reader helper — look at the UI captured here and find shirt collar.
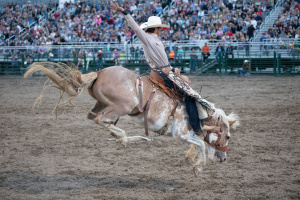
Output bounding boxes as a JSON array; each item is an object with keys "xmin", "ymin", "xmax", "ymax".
[{"xmin": 149, "ymin": 33, "xmax": 159, "ymax": 38}]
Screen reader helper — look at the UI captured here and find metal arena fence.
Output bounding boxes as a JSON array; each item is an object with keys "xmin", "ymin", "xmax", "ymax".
[{"xmin": 1, "ymin": 40, "xmax": 300, "ymax": 76}]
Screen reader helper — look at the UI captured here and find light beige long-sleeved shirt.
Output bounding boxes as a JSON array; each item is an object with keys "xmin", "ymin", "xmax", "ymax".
[
  {"xmin": 124, "ymin": 14, "xmax": 169, "ymax": 69},
  {"xmin": 125, "ymin": 14, "xmax": 209, "ymax": 119}
]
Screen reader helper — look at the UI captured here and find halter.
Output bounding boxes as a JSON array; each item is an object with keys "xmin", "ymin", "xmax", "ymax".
[{"xmin": 203, "ymin": 123, "xmax": 228, "ymax": 152}]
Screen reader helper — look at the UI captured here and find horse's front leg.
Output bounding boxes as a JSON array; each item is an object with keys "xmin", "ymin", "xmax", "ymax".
[
  {"xmin": 172, "ymin": 107, "xmax": 206, "ymax": 176},
  {"xmin": 182, "ymin": 133, "xmax": 206, "ymax": 176},
  {"xmin": 186, "ymin": 144, "xmax": 197, "ymax": 164}
]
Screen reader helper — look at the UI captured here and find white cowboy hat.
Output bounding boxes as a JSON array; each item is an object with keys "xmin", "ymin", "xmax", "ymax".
[{"xmin": 140, "ymin": 16, "xmax": 169, "ymax": 29}]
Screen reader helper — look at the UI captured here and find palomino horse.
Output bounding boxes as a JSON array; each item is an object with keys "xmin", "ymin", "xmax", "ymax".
[{"xmin": 24, "ymin": 62, "xmax": 239, "ymax": 174}]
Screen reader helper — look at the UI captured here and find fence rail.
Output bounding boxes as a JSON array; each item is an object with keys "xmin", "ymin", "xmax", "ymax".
[
  {"xmin": 1, "ymin": 41, "xmax": 300, "ymax": 76},
  {"xmin": 1, "ymin": 39, "xmax": 299, "ymax": 59}
]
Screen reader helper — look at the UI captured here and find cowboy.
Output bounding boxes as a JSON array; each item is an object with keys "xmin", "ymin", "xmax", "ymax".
[
  {"xmin": 110, "ymin": 1, "xmax": 213, "ymax": 135},
  {"xmin": 111, "ymin": 1, "xmax": 181, "ymax": 77}
]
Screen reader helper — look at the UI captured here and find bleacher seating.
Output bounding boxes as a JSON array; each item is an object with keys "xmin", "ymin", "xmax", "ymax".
[{"xmin": 0, "ymin": 0, "xmax": 299, "ymax": 76}]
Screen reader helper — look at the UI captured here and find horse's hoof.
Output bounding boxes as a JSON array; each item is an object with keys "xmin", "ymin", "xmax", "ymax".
[
  {"xmin": 87, "ymin": 111, "xmax": 96, "ymax": 120},
  {"xmin": 193, "ymin": 166, "xmax": 203, "ymax": 177},
  {"xmin": 119, "ymin": 137, "xmax": 128, "ymax": 147},
  {"xmin": 185, "ymin": 156, "xmax": 194, "ymax": 165},
  {"xmin": 193, "ymin": 167, "xmax": 197, "ymax": 177}
]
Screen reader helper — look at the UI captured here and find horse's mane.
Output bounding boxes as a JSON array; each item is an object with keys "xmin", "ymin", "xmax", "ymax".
[{"xmin": 208, "ymin": 103, "xmax": 240, "ymax": 129}]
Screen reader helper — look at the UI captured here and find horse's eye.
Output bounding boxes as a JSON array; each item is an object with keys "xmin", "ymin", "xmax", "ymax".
[{"xmin": 226, "ymin": 136, "xmax": 230, "ymax": 140}]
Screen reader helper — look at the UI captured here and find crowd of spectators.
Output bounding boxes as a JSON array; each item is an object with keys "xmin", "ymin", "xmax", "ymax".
[
  {"xmin": 0, "ymin": 0, "xmax": 171, "ymax": 46},
  {"xmin": 259, "ymin": 0, "xmax": 300, "ymax": 53},
  {"xmin": 160, "ymin": 0, "xmax": 275, "ymax": 45},
  {"xmin": 0, "ymin": 1, "xmax": 56, "ymax": 46},
  {"xmin": 0, "ymin": 0, "xmax": 275, "ymax": 47}
]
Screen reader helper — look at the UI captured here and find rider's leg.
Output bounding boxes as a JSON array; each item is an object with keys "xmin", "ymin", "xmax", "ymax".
[
  {"xmin": 179, "ymin": 75, "xmax": 190, "ymax": 85},
  {"xmin": 185, "ymin": 96, "xmax": 201, "ymax": 134}
]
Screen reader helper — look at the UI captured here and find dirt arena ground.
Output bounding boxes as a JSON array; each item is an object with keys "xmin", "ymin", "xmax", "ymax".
[{"xmin": 0, "ymin": 75, "xmax": 299, "ymax": 200}]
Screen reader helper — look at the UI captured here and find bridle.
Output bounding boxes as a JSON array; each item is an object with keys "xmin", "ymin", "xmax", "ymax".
[
  {"xmin": 204, "ymin": 131, "xmax": 228, "ymax": 152},
  {"xmin": 203, "ymin": 122, "xmax": 228, "ymax": 152}
]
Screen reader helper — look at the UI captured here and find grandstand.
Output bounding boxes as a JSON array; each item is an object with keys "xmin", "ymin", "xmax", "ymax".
[{"xmin": 0, "ymin": 0, "xmax": 299, "ymax": 76}]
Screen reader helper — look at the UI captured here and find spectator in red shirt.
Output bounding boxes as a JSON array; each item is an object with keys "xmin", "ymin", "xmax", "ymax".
[
  {"xmin": 107, "ymin": 18, "xmax": 115, "ymax": 25},
  {"xmin": 53, "ymin": 11, "xmax": 60, "ymax": 19},
  {"xmin": 256, "ymin": 10, "xmax": 262, "ymax": 17},
  {"xmin": 125, "ymin": 29, "xmax": 131, "ymax": 41},
  {"xmin": 227, "ymin": 30, "xmax": 233, "ymax": 38}
]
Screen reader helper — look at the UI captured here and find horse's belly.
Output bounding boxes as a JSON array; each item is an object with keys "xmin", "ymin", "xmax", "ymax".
[
  {"xmin": 131, "ymin": 115, "xmax": 167, "ymax": 131},
  {"xmin": 148, "ymin": 109, "xmax": 170, "ymax": 131},
  {"xmin": 131, "ymin": 95, "xmax": 172, "ymax": 131}
]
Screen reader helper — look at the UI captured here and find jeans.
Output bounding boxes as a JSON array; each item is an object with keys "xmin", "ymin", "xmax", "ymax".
[
  {"xmin": 238, "ymin": 68, "xmax": 248, "ymax": 76},
  {"xmin": 185, "ymin": 96, "xmax": 201, "ymax": 132},
  {"xmin": 155, "ymin": 70, "xmax": 201, "ymax": 132},
  {"xmin": 97, "ymin": 59, "xmax": 103, "ymax": 71},
  {"xmin": 190, "ymin": 59, "xmax": 197, "ymax": 72},
  {"xmin": 216, "ymin": 52, "xmax": 223, "ymax": 62}
]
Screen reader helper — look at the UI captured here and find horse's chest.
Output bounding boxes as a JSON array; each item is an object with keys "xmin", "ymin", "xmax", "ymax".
[
  {"xmin": 132, "ymin": 95, "xmax": 172, "ymax": 131},
  {"xmin": 147, "ymin": 96, "xmax": 172, "ymax": 130}
]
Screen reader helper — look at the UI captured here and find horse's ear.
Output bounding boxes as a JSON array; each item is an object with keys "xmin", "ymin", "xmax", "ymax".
[
  {"xmin": 227, "ymin": 113, "xmax": 240, "ymax": 130},
  {"xmin": 228, "ymin": 119, "xmax": 240, "ymax": 130},
  {"xmin": 229, "ymin": 120, "xmax": 237, "ymax": 127}
]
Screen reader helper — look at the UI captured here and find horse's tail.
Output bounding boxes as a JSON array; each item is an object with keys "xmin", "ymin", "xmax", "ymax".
[
  {"xmin": 24, "ymin": 62, "xmax": 98, "ymax": 112},
  {"xmin": 24, "ymin": 62, "xmax": 98, "ymax": 97}
]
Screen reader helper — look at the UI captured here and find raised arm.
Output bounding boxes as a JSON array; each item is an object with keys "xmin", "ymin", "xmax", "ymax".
[{"xmin": 110, "ymin": 1, "xmax": 148, "ymax": 44}]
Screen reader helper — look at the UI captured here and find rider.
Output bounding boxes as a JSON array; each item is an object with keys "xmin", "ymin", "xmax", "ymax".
[{"xmin": 111, "ymin": 1, "xmax": 213, "ymax": 135}]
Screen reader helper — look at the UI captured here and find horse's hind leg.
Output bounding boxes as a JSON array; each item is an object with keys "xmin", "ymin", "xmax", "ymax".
[
  {"xmin": 103, "ymin": 123, "xmax": 128, "ymax": 146},
  {"xmin": 87, "ymin": 101, "xmax": 106, "ymax": 120},
  {"xmin": 94, "ymin": 106, "xmax": 130, "ymax": 146}
]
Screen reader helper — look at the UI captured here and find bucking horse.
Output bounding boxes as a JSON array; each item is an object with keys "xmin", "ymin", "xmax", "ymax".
[{"xmin": 24, "ymin": 62, "xmax": 240, "ymax": 175}]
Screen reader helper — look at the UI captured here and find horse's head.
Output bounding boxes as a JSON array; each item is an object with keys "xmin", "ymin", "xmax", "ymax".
[{"xmin": 204, "ymin": 107, "xmax": 240, "ymax": 162}]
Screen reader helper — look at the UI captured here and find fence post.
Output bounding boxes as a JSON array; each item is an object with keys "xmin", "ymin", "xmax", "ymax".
[
  {"xmin": 225, "ymin": 56, "xmax": 228, "ymax": 74},
  {"xmin": 59, "ymin": 46, "xmax": 61, "ymax": 62},
  {"xmin": 292, "ymin": 55, "xmax": 295, "ymax": 76},
  {"xmin": 83, "ymin": 53, "xmax": 87, "ymax": 74},
  {"xmin": 278, "ymin": 53, "xmax": 281, "ymax": 76},
  {"xmin": 21, "ymin": 54, "xmax": 25, "ymax": 75},
  {"xmin": 218, "ymin": 53, "xmax": 222, "ymax": 76},
  {"xmin": 273, "ymin": 51, "xmax": 277, "ymax": 76},
  {"xmin": 93, "ymin": 56, "xmax": 96, "ymax": 71}
]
